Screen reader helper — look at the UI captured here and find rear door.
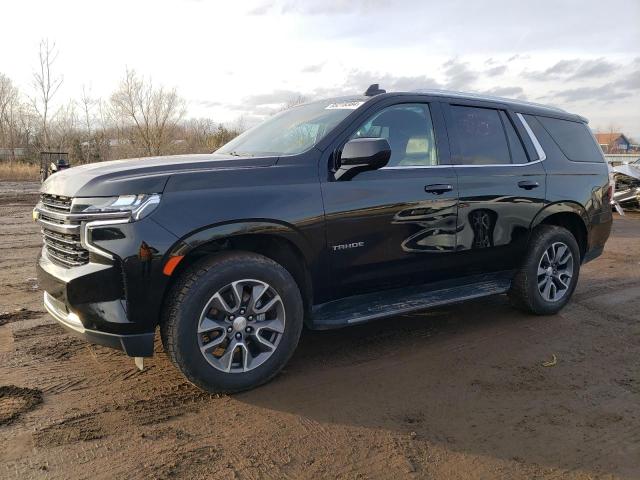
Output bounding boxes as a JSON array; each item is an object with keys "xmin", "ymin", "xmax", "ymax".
[
  {"xmin": 442, "ymin": 102, "xmax": 546, "ymax": 275},
  {"xmin": 321, "ymin": 98, "xmax": 459, "ymax": 299}
]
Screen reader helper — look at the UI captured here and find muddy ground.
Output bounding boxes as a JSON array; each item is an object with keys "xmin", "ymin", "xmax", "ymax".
[{"xmin": 0, "ymin": 182, "xmax": 638, "ymax": 480}]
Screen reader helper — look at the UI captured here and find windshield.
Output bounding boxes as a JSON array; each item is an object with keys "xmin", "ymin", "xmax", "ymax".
[{"xmin": 216, "ymin": 98, "xmax": 366, "ymax": 157}]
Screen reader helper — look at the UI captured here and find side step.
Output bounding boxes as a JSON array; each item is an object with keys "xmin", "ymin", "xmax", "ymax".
[{"xmin": 310, "ymin": 275, "xmax": 512, "ymax": 330}]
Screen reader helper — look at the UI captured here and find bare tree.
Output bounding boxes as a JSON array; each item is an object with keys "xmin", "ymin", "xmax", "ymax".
[
  {"xmin": 180, "ymin": 118, "xmax": 243, "ymax": 153},
  {"xmin": 53, "ymin": 100, "xmax": 79, "ymax": 152},
  {"xmin": 80, "ymin": 86, "xmax": 94, "ymax": 138},
  {"xmin": 32, "ymin": 39, "xmax": 63, "ymax": 150},
  {"xmin": 109, "ymin": 69, "xmax": 186, "ymax": 157},
  {"xmin": 280, "ymin": 94, "xmax": 307, "ymax": 112},
  {"xmin": 0, "ymin": 73, "xmax": 24, "ymax": 161}
]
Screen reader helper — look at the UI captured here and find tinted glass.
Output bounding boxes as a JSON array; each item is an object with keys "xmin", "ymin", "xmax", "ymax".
[
  {"xmin": 500, "ymin": 111, "xmax": 528, "ymax": 164},
  {"xmin": 537, "ymin": 116, "xmax": 604, "ymax": 163},
  {"xmin": 450, "ymin": 106, "xmax": 510, "ymax": 165},
  {"xmin": 216, "ymin": 98, "xmax": 364, "ymax": 156},
  {"xmin": 351, "ymin": 103, "xmax": 438, "ymax": 167}
]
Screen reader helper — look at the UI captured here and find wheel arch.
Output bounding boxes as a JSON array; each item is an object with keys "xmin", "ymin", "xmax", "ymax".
[
  {"xmin": 162, "ymin": 220, "xmax": 314, "ymax": 319},
  {"xmin": 531, "ymin": 202, "xmax": 589, "ymax": 260}
]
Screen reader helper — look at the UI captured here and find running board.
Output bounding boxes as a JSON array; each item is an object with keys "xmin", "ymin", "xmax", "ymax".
[{"xmin": 311, "ymin": 275, "xmax": 511, "ymax": 330}]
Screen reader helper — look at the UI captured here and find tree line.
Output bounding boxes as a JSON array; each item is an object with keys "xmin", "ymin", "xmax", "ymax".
[{"xmin": 0, "ymin": 40, "xmax": 242, "ymax": 165}]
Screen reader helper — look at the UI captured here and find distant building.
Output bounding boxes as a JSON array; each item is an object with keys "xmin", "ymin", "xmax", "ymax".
[{"xmin": 595, "ymin": 133, "xmax": 632, "ymax": 153}]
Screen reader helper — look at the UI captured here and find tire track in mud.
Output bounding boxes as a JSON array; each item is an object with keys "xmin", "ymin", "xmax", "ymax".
[
  {"xmin": 117, "ymin": 382, "xmax": 215, "ymax": 426},
  {"xmin": 129, "ymin": 444, "xmax": 223, "ymax": 480},
  {"xmin": 34, "ymin": 413, "xmax": 108, "ymax": 447}
]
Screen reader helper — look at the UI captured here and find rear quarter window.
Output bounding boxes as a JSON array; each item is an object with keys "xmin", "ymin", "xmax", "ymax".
[{"xmin": 536, "ymin": 116, "xmax": 604, "ymax": 163}]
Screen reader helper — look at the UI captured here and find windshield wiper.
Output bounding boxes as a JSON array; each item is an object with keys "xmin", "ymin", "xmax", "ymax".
[{"xmin": 226, "ymin": 151, "xmax": 253, "ymax": 157}]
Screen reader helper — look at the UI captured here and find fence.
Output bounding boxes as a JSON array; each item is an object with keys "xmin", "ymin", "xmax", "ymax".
[{"xmin": 0, "ymin": 148, "xmax": 29, "ymax": 161}]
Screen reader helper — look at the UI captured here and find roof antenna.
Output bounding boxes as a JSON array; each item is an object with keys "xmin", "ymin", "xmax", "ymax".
[{"xmin": 364, "ymin": 84, "xmax": 386, "ymax": 96}]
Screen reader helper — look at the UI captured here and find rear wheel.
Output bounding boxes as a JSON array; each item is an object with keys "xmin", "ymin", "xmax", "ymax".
[
  {"xmin": 509, "ymin": 225, "xmax": 581, "ymax": 315},
  {"xmin": 161, "ymin": 251, "xmax": 304, "ymax": 393}
]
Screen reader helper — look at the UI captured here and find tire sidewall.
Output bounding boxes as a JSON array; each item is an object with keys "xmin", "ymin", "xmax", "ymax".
[
  {"xmin": 526, "ymin": 227, "xmax": 581, "ymax": 314},
  {"xmin": 171, "ymin": 254, "xmax": 303, "ymax": 393}
]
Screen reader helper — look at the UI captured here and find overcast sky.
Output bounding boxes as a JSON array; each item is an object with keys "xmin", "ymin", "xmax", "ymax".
[{"xmin": 2, "ymin": 0, "xmax": 639, "ymax": 138}]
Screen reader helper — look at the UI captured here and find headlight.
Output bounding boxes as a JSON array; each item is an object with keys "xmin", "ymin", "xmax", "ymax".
[{"xmin": 71, "ymin": 194, "xmax": 161, "ymax": 221}]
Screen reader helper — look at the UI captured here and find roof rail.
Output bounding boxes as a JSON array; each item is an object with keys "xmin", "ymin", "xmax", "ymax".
[{"xmin": 410, "ymin": 88, "xmax": 568, "ymax": 113}]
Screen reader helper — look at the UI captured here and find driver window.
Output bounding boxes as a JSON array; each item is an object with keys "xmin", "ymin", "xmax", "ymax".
[{"xmin": 351, "ymin": 103, "xmax": 438, "ymax": 167}]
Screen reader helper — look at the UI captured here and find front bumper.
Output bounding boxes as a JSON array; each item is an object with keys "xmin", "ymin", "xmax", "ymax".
[
  {"xmin": 35, "ymin": 204, "xmax": 180, "ymax": 357},
  {"xmin": 43, "ymin": 291, "xmax": 155, "ymax": 356}
]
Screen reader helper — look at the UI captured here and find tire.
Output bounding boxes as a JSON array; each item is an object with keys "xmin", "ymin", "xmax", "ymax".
[
  {"xmin": 161, "ymin": 251, "xmax": 304, "ymax": 394},
  {"xmin": 508, "ymin": 225, "xmax": 581, "ymax": 315}
]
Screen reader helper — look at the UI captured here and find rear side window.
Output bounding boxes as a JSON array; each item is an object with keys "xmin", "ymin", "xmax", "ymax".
[
  {"xmin": 536, "ymin": 116, "xmax": 604, "ymax": 163},
  {"xmin": 450, "ymin": 106, "xmax": 511, "ymax": 165}
]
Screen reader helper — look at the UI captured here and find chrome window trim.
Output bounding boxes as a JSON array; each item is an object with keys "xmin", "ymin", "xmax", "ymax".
[
  {"xmin": 516, "ymin": 113, "xmax": 546, "ymax": 162},
  {"xmin": 381, "ymin": 164, "xmax": 451, "ymax": 170},
  {"xmin": 452, "ymin": 159, "xmax": 544, "ymax": 168},
  {"xmin": 377, "ymin": 113, "xmax": 547, "ymax": 171}
]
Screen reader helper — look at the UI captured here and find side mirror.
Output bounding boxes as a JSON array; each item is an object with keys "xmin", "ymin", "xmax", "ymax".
[{"xmin": 334, "ymin": 138, "xmax": 391, "ymax": 180}]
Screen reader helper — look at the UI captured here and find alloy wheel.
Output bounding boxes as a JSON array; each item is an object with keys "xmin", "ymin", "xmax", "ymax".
[
  {"xmin": 537, "ymin": 241, "xmax": 574, "ymax": 302},
  {"xmin": 197, "ymin": 279, "xmax": 285, "ymax": 373}
]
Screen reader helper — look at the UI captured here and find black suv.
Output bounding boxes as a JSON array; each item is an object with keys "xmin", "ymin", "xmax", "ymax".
[{"xmin": 35, "ymin": 86, "xmax": 612, "ymax": 393}]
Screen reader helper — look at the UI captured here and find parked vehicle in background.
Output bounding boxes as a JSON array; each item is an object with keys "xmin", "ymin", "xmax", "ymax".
[
  {"xmin": 33, "ymin": 86, "xmax": 612, "ymax": 393},
  {"xmin": 39, "ymin": 151, "xmax": 70, "ymax": 182},
  {"xmin": 610, "ymin": 161, "xmax": 640, "ymax": 213}
]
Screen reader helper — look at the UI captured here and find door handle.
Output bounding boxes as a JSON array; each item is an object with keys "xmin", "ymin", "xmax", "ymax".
[
  {"xmin": 517, "ymin": 180, "xmax": 540, "ymax": 190},
  {"xmin": 424, "ymin": 184, "xmax": 453, "ymax": 195}
]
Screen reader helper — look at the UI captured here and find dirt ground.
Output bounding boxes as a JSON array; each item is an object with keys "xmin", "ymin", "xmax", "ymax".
[{"xmin": 0, "ymin": 182, "xmax": 638, "ymax": 480}]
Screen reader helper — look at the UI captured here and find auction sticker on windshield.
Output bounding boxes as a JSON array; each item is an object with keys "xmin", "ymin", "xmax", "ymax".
[{"xmin": 325, "ymin": 101, "xmax": 365, "ymax": 110}]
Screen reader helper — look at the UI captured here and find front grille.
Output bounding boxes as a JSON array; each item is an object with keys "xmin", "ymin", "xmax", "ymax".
[
  {"xmin": 42, "ymin": 229, "xmax": 88, "ymax": 267},
  {"xmin": 38, "ymin": 194, "xmax": 89, "ymax": 268},
  {"xmin": 40, "ymin": 193, "xmax": 72, "ymax": 212}
]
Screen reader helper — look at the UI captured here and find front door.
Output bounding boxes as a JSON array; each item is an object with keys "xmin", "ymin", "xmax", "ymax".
[
  {"xmin": 321, "ymin": 100, "xmax": 459, "ymax": 299},
  {"xmin": 442, "ymin": 102, "xmax": 547, "ymax": 274}
]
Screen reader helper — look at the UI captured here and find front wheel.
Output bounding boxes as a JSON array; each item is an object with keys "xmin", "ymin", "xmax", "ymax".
[
  {"xmin": 161, "ymin": 251, "xmax": 304, "ymax": 394},
  {"xmin": 509, "ymin": 225, "xmax": 581, "ymax": 315}
]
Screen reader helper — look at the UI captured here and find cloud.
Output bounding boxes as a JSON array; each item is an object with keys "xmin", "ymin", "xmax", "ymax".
[
  {"xmin": 442, "ymin": 59, "xmax": 477, "ymax": 90},
  {"xmin": 247, "ymin": 0, "xmax": 393, "ymax": 15},
  {"xmin": 480, "ymin": 86, "xmax": 524, "ymax": 98},
  {"xmin": 342, "ymin": 70, "xmax": 442, "ymax": 93},
  {"xmin": 524, "ymin": 58, "xmax": 617, "ymax": 81},
  {"xmin": 246, "ymin": 1, "xmax": 274, "ymax": 15},
  {"xmin": 507, "ymin": 54, "xmax": 530, "ymax": 62},
  {"xmin": 301, "ymin": 63, "xmax": 325, "ymax": 73},
  {"xmin": 242, "ymin": 89, "xmax": 305, "ymax": 106},
  {"xmin": 613, "ymin": 70, "xmax": 640, "ymax": 90},
  {"xmin": 193, "ymin": 99, "xmax": 223, "ymax": 108},
  {"xmin": 568, "ymin": 58, "xmax": 617, "ymax": 80},
  {"xmin": 551, "ymin": 83, "xmax": 632, "ymax": 103},
  {"xmin": 485, "ymin": 65, "xmax": 507, "ymax": 77}
]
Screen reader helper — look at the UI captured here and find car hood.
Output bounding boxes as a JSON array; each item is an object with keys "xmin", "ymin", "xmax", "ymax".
[
  {"xmin": 40, "ymin": 153, "xmax": 277, "ymax": 197},
  {"xmin": 612, "ymin": 163, "xmax": 640, "ymax": 180}
]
